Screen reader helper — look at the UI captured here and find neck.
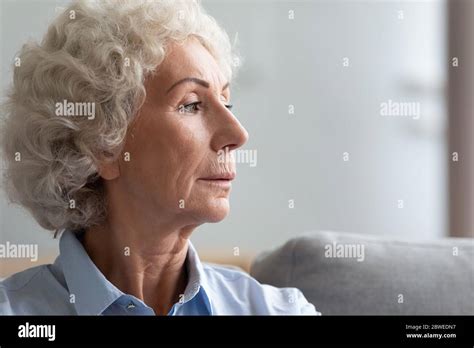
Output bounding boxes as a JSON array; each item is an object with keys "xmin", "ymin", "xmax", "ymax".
[
  {"xmin": 81, "ymin": 176, "xmax": 203, "ymax": 315},
  {"xmin": 83, "ymin": 219, "xmax": 196, "ymax": 315}
]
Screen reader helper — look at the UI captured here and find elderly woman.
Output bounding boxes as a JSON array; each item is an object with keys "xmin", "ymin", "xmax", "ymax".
[{"xmin": 0, "ymin": 0, "xmax": 318, "ymax": 315}]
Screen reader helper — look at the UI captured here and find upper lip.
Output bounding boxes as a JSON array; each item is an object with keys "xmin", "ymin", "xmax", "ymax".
[{"xmin": 200, "ymin": 172, "xmax": 236, "ymax": 180}]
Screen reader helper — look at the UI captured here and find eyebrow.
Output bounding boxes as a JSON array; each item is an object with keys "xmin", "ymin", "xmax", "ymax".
[{"xmin": 166, "ymin": 77, "xmax": 230, "ymax": 94}]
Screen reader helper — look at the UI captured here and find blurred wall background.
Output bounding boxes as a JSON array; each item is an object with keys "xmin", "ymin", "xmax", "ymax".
[{"xmin": 1, "ymin": 0, "xmax": 470, "ymax": 276}]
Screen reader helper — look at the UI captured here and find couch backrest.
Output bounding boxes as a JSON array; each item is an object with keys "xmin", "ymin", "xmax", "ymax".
[{"xmin": 250, "ymin": 231, "xmax": 474, "ymax": 315}]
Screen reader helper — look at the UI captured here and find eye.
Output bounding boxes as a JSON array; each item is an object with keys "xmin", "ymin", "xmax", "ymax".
[
  {"xmin": 221, "ymin": 94, "xmax": 233, "ymax": 110},
  {"xmin": 179, "ymin": 102, "xmax": 202, "ymax": 114}
]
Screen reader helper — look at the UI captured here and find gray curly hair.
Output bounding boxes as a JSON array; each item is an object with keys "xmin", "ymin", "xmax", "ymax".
[{"xmin": 0, "ymin": 0, "xmax": 238, "ymax": 233}]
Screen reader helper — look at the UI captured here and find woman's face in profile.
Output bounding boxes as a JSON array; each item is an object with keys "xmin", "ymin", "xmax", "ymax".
[{"xmin": 104, "ymin": 37, "xmax": 248, "ymax": 226}]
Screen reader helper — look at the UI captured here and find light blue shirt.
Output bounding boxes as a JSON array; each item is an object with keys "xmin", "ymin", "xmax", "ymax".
[{"xmin": 0, "ymin": 230, "xmax": 319, "ymax": 315}]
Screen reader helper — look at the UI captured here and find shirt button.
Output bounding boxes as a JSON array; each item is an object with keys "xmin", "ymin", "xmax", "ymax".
[{"xmin": 126, "ymin": 301, "xmax": 136, "ymax": 309}]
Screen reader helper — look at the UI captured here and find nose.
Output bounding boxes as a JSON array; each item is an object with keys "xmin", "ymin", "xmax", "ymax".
[{"xmin": 210, "ymin": 104, "xmax": 249, "ymax": 153}]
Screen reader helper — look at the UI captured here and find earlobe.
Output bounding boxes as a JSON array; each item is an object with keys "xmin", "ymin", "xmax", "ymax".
[{"xmin": 98, "ymin": 160, "xmax": 120, "ymax": 180}]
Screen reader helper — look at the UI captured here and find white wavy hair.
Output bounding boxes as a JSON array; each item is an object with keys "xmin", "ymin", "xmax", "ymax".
[{"xmin": 1, "ymin": 0, "xmax": 239, "ymax": 233}]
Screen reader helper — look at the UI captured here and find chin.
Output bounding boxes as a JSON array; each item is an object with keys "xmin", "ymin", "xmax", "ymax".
[{"xmin": 202, "ymin": 198, "xmax": 230, "ymax": 223}]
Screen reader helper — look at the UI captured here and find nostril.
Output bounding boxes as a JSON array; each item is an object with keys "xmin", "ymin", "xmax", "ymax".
[{"xmin": 225, "ymin": 144, "xmax": 239, "ymax": 152}]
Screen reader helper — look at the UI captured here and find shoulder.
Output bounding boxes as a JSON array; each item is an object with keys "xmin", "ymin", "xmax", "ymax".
[
  {"xmin": 202, "ymin": 263, "xmax": 320, "ymax": 315},
  {"xmin": 0, "ymin": 265, "xmax": 46, "ymax": 315},
  {"xmin": 0, "ymin": 264, "xmax": 72, "ymax": 315}
]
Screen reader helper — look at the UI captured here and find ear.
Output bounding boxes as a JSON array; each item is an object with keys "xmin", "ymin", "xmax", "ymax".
[{"xmin": 98, "ymin": 160, "xmax": 120, "ymax": 180}]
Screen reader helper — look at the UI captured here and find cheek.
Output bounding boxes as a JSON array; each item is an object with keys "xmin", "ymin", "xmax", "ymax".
[
  {"xmin": 124, "ymin": 114, "xmax": 210, "ymax": 200},
  {"xmin": 172, "ymin": 121, "xmax": 210, "ymax": 183}
]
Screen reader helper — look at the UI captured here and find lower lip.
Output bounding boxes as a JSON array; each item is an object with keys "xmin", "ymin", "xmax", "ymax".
[{"xmin": 198, "ymin": 179, "xmax": 233, "ymax": 188}]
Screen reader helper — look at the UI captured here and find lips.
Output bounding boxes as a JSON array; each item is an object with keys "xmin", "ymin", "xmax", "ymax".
[{"xmin": 199, "ymin": 172, "xmax": 236, "ymax": 181}]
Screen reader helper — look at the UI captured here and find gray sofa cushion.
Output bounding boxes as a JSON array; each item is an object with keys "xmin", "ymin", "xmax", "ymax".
[{"xmin": 250, "ymin": 231, "xmax": 474, "ymax": 315}]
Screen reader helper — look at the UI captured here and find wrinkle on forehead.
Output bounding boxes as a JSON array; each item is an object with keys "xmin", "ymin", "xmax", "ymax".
[{"xmin": 147, "ymin": 37, "xmax": 228, "ymax": 97}]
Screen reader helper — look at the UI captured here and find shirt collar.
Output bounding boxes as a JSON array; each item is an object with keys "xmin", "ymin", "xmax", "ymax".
[
  {"xmin": 57, "ymin": 229, "xmax": 213, "ymax": 315},
  {"xmin": 184, "ymin": 239, "xmax": 213, "ymax": 314},
  {"xmin": 57, "ymin": 230, "xmax": 123, "ymax": 315}
]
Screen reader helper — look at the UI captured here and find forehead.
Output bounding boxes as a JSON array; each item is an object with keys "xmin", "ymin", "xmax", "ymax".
[{"xmin": 150, "ymin": 37, "xmax": 227, "ymax": 93}]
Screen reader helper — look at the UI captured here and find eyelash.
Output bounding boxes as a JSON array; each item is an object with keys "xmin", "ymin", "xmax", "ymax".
[{"xmin": 179, "ymin": 102, "xmax": 233, "ymax": 114}]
